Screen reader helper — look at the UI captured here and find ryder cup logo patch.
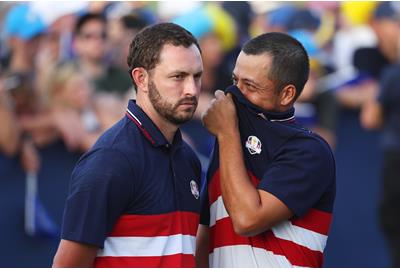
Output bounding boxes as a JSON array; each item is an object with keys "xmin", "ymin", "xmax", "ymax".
[
  {"xmin": 190, "ymin": 180, "xmax": 199, "ymax": 199},
  {"xmin": 245, "ymin": 135, "xmax": 262, "ymax": 155}
]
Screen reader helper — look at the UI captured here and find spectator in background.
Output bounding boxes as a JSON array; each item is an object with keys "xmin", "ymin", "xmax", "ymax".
[
  {"xmin": 72, "ymin": 13, "xmax": 132, "ymax": 97},
  {"xmin": 44, "ymin": 63, "xmax": 113, "ymax": 152},
  {"xmin": 107, "ymin": 13, "xmax": 149, "ymax": 70},
  {"xmin": 3, "ymin": 3, "xmax": 46, "ymax": 74},
  {"xmin": 361, "ymin": 63, "xmax": 400, "ymax": 267},
  {"xmin": 1, "ymin": 3, "xmax": 47, "ymax": 173},
  {"xmin": 335, "ymin": 2, "xmax": 400, "ymax": 109}
]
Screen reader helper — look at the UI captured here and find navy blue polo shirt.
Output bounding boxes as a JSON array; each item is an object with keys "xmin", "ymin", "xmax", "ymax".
[{"xmin": 61, "ymin": 100, "xmax": 202, "ymax": 267}]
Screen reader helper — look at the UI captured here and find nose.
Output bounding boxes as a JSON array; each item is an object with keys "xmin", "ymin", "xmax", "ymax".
[{"xmin": 184, "ymin": 76, "xmax": 200, "ymax": 97}]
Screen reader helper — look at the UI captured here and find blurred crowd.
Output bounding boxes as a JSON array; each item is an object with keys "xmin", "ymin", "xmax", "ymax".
[{"xmin": 1, "ymin": 0, "xmax": 400, "ymax": 265}]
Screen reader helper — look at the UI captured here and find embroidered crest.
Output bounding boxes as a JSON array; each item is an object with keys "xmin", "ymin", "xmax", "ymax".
[
  {"xmin": 245, "ymin": 135, "xmax": 262, "ymax": 155},
  {"xmin": 190, "ymin": 180, "xmax": 199, "ymax": 199}
]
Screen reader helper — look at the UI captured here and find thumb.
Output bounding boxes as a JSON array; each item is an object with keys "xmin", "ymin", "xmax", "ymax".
[{"xmin": 214, "ymin": 90, "xmax": 225, "ymax": 100}]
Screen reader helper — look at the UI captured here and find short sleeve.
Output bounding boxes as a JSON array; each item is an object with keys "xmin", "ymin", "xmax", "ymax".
[
  {"xmin": 378, "ymin": 65, "xmax": 400, "ymax": 109},
  {"xmin": 61, "ymin": 148, "xmax": 135, "ymax": 247},
  {"xmin": 257, "ymin": 137, "xmax": 335, "ymax": 217}
]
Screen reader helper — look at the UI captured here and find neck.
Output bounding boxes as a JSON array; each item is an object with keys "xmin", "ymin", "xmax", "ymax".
[
  {"xmin": 136, "ymin": 94, "xmax": 177, "ymax": 144},
  {"xmin": 78, "ymin": 58, "xmax": 105, "ymax": 78}
]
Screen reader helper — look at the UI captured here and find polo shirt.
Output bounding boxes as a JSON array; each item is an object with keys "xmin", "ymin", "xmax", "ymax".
[
  {"xmin": 201, "ymin": 86, "xmax": 336, "ymax": 267},
  {"xmin": 61, "ymin": 100, "xmax": 202, "ymax": 267}
]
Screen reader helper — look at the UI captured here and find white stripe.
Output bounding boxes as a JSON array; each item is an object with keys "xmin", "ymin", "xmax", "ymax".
[
  {"xmin": 211, "ymin": 195, "xmax": 327, "ymax": 252},
  {"xmin": 270, "ymin": 115, "xmax": 295, "ymax": 122},
  {"xmin": 126, "ymin": 109, "xmax": 142, "ymax": 125},
  {"xmin": 272, "ymin": 221, "xmax": 327, "ymax": 252},
  {"xmin": 210, "ymin": 196, "xmax": 229, "ymax": 227},
  {"xmin": 97, "ymin": 234, "xmax": 195, "ymax": 257},
  {"xmin": 210, "ymin": 245, "xmax": 296, "ymax": 267}
]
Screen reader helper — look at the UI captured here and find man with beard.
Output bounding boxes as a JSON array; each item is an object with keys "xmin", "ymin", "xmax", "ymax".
[{"xmin": 52, "ymin": 23, "xmax": 203, "ymax": 267}]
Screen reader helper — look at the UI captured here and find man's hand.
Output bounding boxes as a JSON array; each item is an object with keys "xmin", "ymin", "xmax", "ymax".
[{"xmin": 201, "ymin": 90, "xmax": 238, "ymax": 138}]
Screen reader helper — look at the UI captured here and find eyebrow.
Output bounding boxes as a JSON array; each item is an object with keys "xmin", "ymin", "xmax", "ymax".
[
  {"xmin": 168, "ymin": 70, "xmax": 203, "ymax": 77},
  {"xmin": 232, "ymin": 73, "xmax": 261, "ymax": 87}
]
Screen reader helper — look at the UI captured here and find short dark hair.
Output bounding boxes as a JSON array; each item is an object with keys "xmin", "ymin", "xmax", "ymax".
[
  {"xmin": 242, "ymin": 32, "xmax": 309, "ymax": 100},
  {"xmin": 74, "ymin": 13, "xmax": 106, "ymax": 36},
  {"xmin": 127, "ymin": 22, "xmax": 201, "ymax": 89}
]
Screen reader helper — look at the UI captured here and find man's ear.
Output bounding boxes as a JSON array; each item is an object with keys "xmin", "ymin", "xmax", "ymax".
[
  {"xmin": 280, "ymin": 84, "xmax": 296, "ymax": 106},
  {"xmin": 131, "ymin": 68, "xmax": 149, "ymax": 92}
]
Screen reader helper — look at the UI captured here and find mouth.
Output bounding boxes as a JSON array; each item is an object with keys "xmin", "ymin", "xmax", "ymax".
[{"xmin": 177, "ymin": 98, "xmax": 198, "ymax": 109}]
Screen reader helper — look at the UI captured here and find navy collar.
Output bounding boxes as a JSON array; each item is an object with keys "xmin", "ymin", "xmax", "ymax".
[
  {"xmin": 126, "ymin": 100, "xmax": 183, "ymax": 148},
  {"xmin": 225, "ymin": 85, "xmax": 295, "ymax": 123}
]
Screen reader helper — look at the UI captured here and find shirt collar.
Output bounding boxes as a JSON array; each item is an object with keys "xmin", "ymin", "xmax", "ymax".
[
  {"xmin": 126, "ymin": 100, "xmax": 182, "ymax": 147},
  {"xmin": 225, "ymin": 85, "xmax": 295, "ymax": 123}
]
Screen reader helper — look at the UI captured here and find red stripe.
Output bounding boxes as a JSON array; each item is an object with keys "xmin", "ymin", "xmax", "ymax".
[
  {"xmin": 209, "ymin": 170, "xmax": 260, "ymax": 205},
  {"xmin": 126, "ymin": 112, "xmax": 156, "ymax": 145},
  {"xmin": 210, "ymin": 217, "xmax": 323, "ymax": 267},
  {"xmin": 109, "ymin": 212, "xmax": 199, "ymax": 237},
  {"xmin": 208, "ymin": 170, "xmax": 221, "ymax": 205},
  {"xmin": 94, "ymin": 254, "xmax": 195, "ymax": 268},
  {"xmin": 291, "ymin": 209, "xmax": 332, "ymax": 235}
]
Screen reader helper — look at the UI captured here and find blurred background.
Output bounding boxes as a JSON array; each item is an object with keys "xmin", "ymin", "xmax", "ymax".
[{"xmin": 1, "ymin": 1, "xmax": 399, "ymax": 267}]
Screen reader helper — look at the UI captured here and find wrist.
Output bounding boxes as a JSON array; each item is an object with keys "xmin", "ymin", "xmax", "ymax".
[{"xmin": 217, "ymin": 127, "xmax": 240, "ymax": 142}]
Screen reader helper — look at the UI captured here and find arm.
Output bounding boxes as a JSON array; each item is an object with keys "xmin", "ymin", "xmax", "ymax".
[
  {"xmin": 360, "ymin": 98, "xmax": 383, "ymax": 130},
  {"xmin": 202, "ymin": 91, "xmax": 292, "ymax": 237},
  {"xmin": 0, "ymin": 85, "xmax": 20, "ymax": 156},
  {"xmin": 195, "ymin": 225, "xmax": 209, "ymax": 267},
  {"xmin": 52, "ymin": 239, "xmax": 99, "ymax": 267}
]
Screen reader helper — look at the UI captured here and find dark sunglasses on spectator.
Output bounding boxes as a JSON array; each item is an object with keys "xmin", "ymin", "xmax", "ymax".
[{"xmin": 80, "ymin": 31, "xmax": 107, "ymax": 40}]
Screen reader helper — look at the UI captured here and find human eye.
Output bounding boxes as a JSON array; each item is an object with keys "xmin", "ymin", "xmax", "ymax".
[
  {"xmin": 194, "ymin": 72, "xmax": 202, "ymax": 82},
  {"xmin": 232, "ymin": 75, "xmax": 238, "ymax": 85},
  {"xmin": 172, "ymin": 74, "xmax": 184, "ymax": 80}
]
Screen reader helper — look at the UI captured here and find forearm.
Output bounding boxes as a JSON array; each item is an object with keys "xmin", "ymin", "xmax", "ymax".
[
  {"xmin": 218, "ymin": 129, "xmax": 262, "ymax": 234},
  {"xmin": 19, "ymin": 112, "xmax": 55, "ymax": 133},
  {"xmin": 0, "ymin": 99, "xmax": 20, "ymax": 156},
  {"xmin": 195, "ymin": 225, "xmax": 209, "ymax": 267}
]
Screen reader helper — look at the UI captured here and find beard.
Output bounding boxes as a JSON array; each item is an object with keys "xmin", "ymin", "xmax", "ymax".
[{"xmin": 148, "ymin": 80, "xmax": 198, "ymax": 125}]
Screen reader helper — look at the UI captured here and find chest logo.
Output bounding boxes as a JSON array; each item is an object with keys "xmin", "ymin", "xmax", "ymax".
[
  {"xmin": 190, "ymin": 180, "xmax": 199, "ymax": 199},
  {"xmin": 245, "ymin": 135, "xmax": 262, "ymax": 155}
]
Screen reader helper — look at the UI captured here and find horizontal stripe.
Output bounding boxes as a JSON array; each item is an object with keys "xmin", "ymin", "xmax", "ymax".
[
  {"xmin": 97, "ymin": 234, "xmax": 196, "ymax": 257},
  {"xmin": 208, "ymin": 170, "xmax": 221, "ymax": 205},
  {"xmin": 109, "ymin": 212, "xmax": 199, "ymax": 237},
  {"xmin": 209, "ymin": 170, "xmax": 260, "ymax": 205},
  {"xmin": 272, "ymin": 221, "xmax": 327, "ymax": 252},
  {"xmin": 94, "ymin": 253, "xmax": 195, "ymax": 268},
  {"xmin": 210, "ymin": 245, "xmax": 293, "ymax": 267},
  {"xmin": 210, "ymin": 196, "xmax": 229, "ymax": 227},
  {"xmin": 210, "ymin": 195, "xmax": 329, "ymax": 249},
  {"xmin": 291, "ymin": 209, "xmax": 332, "ymax": 235},
  {"xmin": 210, "ymin": 217, "xmax": 323, "ymax": 267}
]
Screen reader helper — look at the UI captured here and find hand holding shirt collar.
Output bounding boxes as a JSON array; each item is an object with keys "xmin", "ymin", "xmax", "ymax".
[{"xmin": 225, "ymin": 85, "xmax": 295, "ymax": 122}]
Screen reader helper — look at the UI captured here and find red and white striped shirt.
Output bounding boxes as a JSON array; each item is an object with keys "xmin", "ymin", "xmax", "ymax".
[
  {"xmin": 208, "ymin": 171, "xmax": 332, "ymax": 267},
  {"xmin": 94, "ymin": 211, "xmax": 199, "ymax": 267}
]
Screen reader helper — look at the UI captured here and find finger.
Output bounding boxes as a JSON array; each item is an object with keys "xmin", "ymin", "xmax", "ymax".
[
  {"xmin": 226, "ymin": 93, "xmax": 233, "ymax": 100},
  {"xmin": 214, "ymin": 90, "xmax": 225, "ymax": 99}
]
